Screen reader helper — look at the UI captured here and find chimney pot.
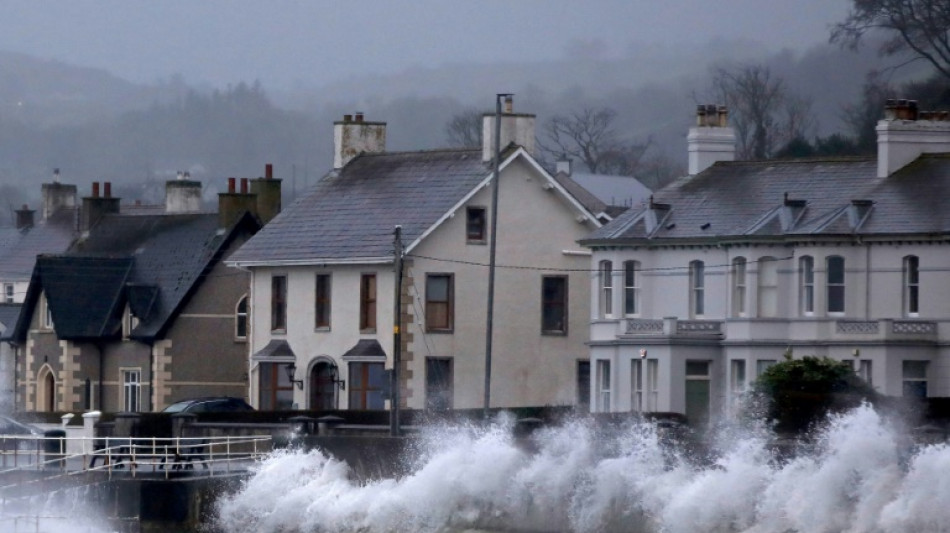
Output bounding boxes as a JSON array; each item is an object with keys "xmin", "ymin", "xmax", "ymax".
[
  {"xmin": 343, "ymin": 114, "xmax": 352, "ymax": 122},
  {"xmin": 228, "ymin": 177, "xmax": 236, "ymax": 193},
  {"xmin": 265, "ymin": 163, "xmax": 273, "ymax": 180},
  {"xmin": 53, "ymin": 168, "xmax": 60, "ymax": 183},
  {"xmin": 240, "ymin": 178, "xmax": 249, "ymax": 194},
  {"xmin": 104, "ymin": 182, "xmax": 111, "ymax": 198},
  {"xmin": 92, "ymin": 182, "xmax": 100, "ymax": 198},
  {"xmin": 504, "ymin": 95, "xmax": 514, "ymax": 114},
  {"xmin": 355, "ymin": 112, "xmax": 364, "ymax": 123},
  {"xmin": 21, "ymin": 204, "xmax": 27, "ymax": 210}
]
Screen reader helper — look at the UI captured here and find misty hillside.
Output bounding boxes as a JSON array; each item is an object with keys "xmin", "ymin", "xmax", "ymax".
[
  {"xmin": 0, "ymin": 50, "xmax": 175, "ymax": 127},
  {"xmin": 0, "ymin": 39, "xmax": 928, "ymax": 227}
]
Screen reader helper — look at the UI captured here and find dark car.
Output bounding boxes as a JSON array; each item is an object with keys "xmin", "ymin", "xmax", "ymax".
[{"xmin": 161, "ymin": 397, "xmax": 254, "ymax": 414}]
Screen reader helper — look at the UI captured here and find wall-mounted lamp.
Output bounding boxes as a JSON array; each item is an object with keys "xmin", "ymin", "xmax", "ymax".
[
  {"xmin": 639, "ymin": 349, "xmax": 648, "ymax": 359},
  {"xmin": 852, "ymin": 348, "xmax": 860, "ymax": 358},
  {"xmin": 285, "ymin": 363, "xmax": 304, "ymax": 390},
  {"xmin": 327, "ymin": 365, "xmax": 346, "ymax": 391}
]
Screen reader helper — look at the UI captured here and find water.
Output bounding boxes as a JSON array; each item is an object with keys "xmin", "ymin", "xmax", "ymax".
[{"xmin": 214, "ymin": 405, "xmax": 950, "ymax": 533}]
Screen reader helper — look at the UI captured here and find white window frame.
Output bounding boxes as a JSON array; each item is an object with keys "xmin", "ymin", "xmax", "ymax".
[
  {"xmin": 757, "ymin": 256, "xmax": 778, "ymax": 318},
  {"xmin": 235, "ymin": 295, "xmax": 248, "ymax": 340},
  {"xmin": 732, "ymin": 257, "xmax": 746, "ymax": 317},
  {"xmin": 42, "ymin": 294, "xmax": 54, "ymax": 330},
  {"xmin": 689, "ymin": 260, "xmax": 705, "ymax": 318},
  {"xmin": 122, "ymin": 368, "xmax": 142, "ymax": 412},
  {"xmin": 903, "ymin": 255, "xmax": 919, "ymax": 317},
  {"xmin": 623, "ymin": 260, "xmax": 640, "ymax": 316},
  {"xmin": 596, "ymin": 360, "xmax": 611, "ymax": 411},
  {"xmin": 647, "ymin": 359, "xmax": 658, "ymax": 411},
  {"xmin": 730, "ymin": 359, "xmax": 746, "ymax": 407},
  {"xmin": 599, "ymin": 260, "xmax": 614, "ymax": 318},
  {"xmin": 800, "ymin": 255, "xmax": 814, "ymax": 316},
  {"xmin": 631, "ymin": 358, "xmax": 643, "ymax": 412}
]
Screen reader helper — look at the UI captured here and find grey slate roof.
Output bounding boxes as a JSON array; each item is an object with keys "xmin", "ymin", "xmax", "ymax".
[
  {"xmin": 229, "ymin": 149, "xmax": 492, "ymax": 265},
  {"xmin": 567, "ymin": 172, "xmax": 652, "ymax": 209},
  {"xmin": 0, "ymin": 303, "xmax": 21, "ymax": 338},
  {"xmin": 0, "ymin": 208, "xmax": 78, "ymax": 278},
  {"xmin": 12, "ymin": 212, "xmax": 258, "ymax": 342},
  {"xmin": 581, "ymin": 155, "xmax": 950, "ymax": 245}
]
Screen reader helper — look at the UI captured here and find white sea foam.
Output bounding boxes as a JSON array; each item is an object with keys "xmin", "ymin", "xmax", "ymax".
[{"xmin": 215, "ymin": 405, "xmax": 950, "ymax": 533}]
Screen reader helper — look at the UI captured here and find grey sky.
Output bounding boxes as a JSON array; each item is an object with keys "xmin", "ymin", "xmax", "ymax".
[{"xmin": 0, "ymin": 0, "xmax": 850, "ymax": 89}]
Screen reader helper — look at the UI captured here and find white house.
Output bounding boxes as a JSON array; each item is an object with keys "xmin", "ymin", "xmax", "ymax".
[
  {"xmin": 228, "ymin": 103, "xmax": 602, "ymax": 411},
  {"xmin": 581, "ymin": 101, "xmax": 950, "ymax": 424}
]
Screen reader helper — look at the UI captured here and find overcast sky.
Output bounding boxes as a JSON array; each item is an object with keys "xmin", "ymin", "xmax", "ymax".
[{"xmin": 0, "ymin": 0, "xmax": 850, "ymax": 89}]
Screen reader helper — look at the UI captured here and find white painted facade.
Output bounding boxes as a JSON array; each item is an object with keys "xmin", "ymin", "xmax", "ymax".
[{"xmin": 240, "ymin": 151, "xmax": 599, "ymax": 411}]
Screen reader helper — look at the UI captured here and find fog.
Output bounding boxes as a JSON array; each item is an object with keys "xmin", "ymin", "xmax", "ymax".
[{"xmin": 1, "ymin": 1, "xmax": 848, "ymax": 89}]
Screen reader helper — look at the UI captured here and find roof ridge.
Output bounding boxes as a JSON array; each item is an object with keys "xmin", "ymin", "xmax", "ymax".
[
  {"xmin": 356, "ymin": 147, "xmax": 482, "ymax": 158},
  {"xmin": 717, "ymin": 156, "xmax": 874, "ymax": 165}
]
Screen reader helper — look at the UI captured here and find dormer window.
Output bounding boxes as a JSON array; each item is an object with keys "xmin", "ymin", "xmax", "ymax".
[{"xmin": 122, "ymin": 306, "xmax": 139, "ymax": 339}]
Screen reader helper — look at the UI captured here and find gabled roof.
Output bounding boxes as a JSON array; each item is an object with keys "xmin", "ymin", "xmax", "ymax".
[
  {"xmin": 11, "ymin": 211, "xmax": 259, "ymax": 343},
  {"xmin": 0, "ymin": 208, "xmax": 78, "ymax": 279},
  {"xmin": 36, "ymin": 256, "xmax": 133, "ymax": 339},
  {"xmin": 229, "ymin": 147, "xmax": 599, "ymax": 267},
  {"xmin": 580, "ymin": 155, "xmax": 950, "ymax": 245}
]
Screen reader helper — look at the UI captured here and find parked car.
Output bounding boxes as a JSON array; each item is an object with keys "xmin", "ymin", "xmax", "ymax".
[{"xmin": 161, "ymin": 397, "xmax": 254, "ymax": 414}]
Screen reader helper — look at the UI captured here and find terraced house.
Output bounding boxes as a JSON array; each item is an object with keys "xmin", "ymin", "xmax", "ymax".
[
  {"xmin": 9, "ymin": 171, "xmax": 280, "ymax": 412},
  {"xmin": 228, "ymin": 103, "xmax": 603, "ymax": 412},
  {"xmin": 582, "ymin": 102, "xmax": 950, "ymax": 423}
]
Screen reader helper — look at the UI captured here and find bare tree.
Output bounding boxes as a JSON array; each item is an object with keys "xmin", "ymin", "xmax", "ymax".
[
  {"xmin": 709, "ymin": 64, "xmax": 815, "ymax": 160},
  {"xmin": 444, "ymin": 108, "xmax": 483, "ymax": 147},
  {"xmin": 842, "ymin": 72, "xmax": 893, "ymax": 153},
  {"xmin": 831, "ymin": 0, "xmax": 950, "ymax": 80},
  {"xmin": 540, "ymin": 106, "xmax": 653, "ymax": 175}
]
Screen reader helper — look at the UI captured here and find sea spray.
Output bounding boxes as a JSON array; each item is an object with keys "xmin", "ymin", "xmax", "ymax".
[{"xmin": 215, "ymin": 404, "xmax": 950, "ymax": 533}]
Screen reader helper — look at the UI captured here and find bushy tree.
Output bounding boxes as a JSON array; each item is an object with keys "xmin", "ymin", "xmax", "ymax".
[
  {"xmin": 832, "ymin": 0, "xmax": 950, "ymax": 81},
  {"xmin": 749, "ymin": 355, "xmax": 877, "ymax": 434}
]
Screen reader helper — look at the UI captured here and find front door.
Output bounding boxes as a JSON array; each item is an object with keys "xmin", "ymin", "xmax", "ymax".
[
  {"xmin": 685, "ymin": 361, "xmax": 711, "ymax": 426},
  {"xmin": 310, "ymin": 362, "xmax": 338, "ymax": 410},
  {"xmin": 425, "ymin": 358, "xmax": 453, "ymax": 411}
]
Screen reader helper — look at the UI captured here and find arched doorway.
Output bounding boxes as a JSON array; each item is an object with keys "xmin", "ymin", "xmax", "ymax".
[
  {"xmin": 309, "ymin": 361, "xmax": 338, "ymax": 411},
  {"xmin": 37, "ymin": 367, "xmax": 56, "ymax": 412}
]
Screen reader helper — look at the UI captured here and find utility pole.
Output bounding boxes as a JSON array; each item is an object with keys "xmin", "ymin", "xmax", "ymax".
[
  {"xmin": 391, "ymin": 225, "xmax": 403, "ymax": 436},
  {"xmin": 484, "ymin": 93, "xmax": 512, "ymax": 419}
]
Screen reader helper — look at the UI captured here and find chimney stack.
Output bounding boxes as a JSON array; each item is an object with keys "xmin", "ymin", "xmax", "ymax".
[
  {"xmin": 250, "ymin": 163, "xmax": 282, "ymax": 225},
  {"xmin": 218, "ymin": 176, "xmax": 258, "ymax": 229},
  {"xmin": 333, "ymin": 112, "xmax": 387, "ymax": 169},
  {"xmin": 481, "ymin": 95, "xmax": 537, "ymax": 162},
  {"xmin": 15, "ymin": 204, "xmax": 35, "ymax": 230},
  {"xmin": 81, "ymin": 181, "xmax": 120, "ymax": 233},
  {"xmin": 165, "ymin": 174, "xmax": 202, "ymax": 213},
  {"xmin": 555, "ymin": 158, "xmax": 573, "ymax": 176},
  {"xmin": 687, "ymin": 104, "xmax": 736, "ymax": 175},
  {"xmin": 876, "ymin": 98, "xmax": 950, "ymax": 177},
  {"xmin": 41, "ymin": 170, "xmax": 77, "ymax": 220}
]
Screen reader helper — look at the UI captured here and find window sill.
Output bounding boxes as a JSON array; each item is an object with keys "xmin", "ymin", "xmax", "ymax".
[
  {"xmin": 270, "ymin": 329, "xmax": 287, "ymax": 335},
  {"xmin": 426, "ymin": 328, "xmax": 454, "ymax": 334},
  {"xmin": 541, "ymin": 330, "xmax": 568, "ymax": 336},
  {"xmin": 314, "ymin": 326, "xmax": 331, "ymax": 332},
  {"xmin": 360, "ymin": 329, "xmax": 377, "ymax": 335},
  {"xmin": 466, "ymin": 239, "xmax": 487, "ymax": 245}
]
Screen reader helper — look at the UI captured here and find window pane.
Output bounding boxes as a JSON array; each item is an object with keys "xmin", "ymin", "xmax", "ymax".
[
  {"xmin": 316, "ymin": 274, "xmax": 331, "ymax": 328},
  {"xmin": 827, "ymin": 256, "xmax": 844, "ymax": 284},
  {"xmin": 686, "ymin": 361, "xmax": 709, "ymax": 376},
  {"xmin": 467, "ymin": 207, "xmax": 486, "ymax": 241},
  {"xmin": 361, "ymin": 274, "xmax": 377, "ymax": 330},
  {"xmin": 542, "ymin": 276, "xmax": 567, "ymax": 332},
  {"xmin": 271, "ymin": 276, "xmax": 287, "ymax": 331},
  {"xmin": 426, "ymin": 275, "xmax": 452, "ymax": 330}
]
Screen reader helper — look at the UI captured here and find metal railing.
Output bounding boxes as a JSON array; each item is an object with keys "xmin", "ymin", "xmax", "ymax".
[{"xmin": 0, "ymin": 434, "xmax": 271, "ymax": 482}]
